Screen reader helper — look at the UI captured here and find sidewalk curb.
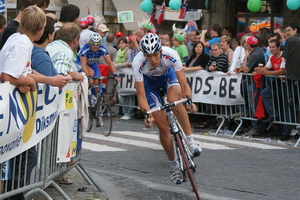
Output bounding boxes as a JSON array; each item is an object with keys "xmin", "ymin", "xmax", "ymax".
[{"xmin": 88, "ymin": 168, "xmax": 126, "ymax": 200}]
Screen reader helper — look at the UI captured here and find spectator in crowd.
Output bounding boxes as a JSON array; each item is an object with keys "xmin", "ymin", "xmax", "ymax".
[
  {"xmin": 79, "ymin": 17, "xmax": 94, "ymax": 48},
  {"xmin": 86, "ymin": 14, "xmax": 95, "ymax": 31},
  {"xmin": 0, "ymin": 6, "xmax": 69, "ymax": 200},
  {"xmin": 255, "ymin": 39, "xmax": 293, "ymax": 140},
  {"xmin": 95, "ymin": 23, "xmax": 109, "ymax": 45},
  {"xmin": 0, "ymin": 0, "xmax": 50, "ymax": 49},
  {"xmin": 227, "ymin": 34, "xmax": 250, "ymax": 75},
  {"xmin": 86, "ymin": 7, "xmax": 96, "ymax": 32},
  {"xmin": 0, "ymin": 14, "xmax": 6, "ymax": 42},
  {"xmin": 240, "ymin": 36, "xmax": 265, "ymax": 73},
  {"xmin": 269, "ymin": 32, "xmax": 284, "ymax": 50},
  {"xmin": 201, "ymin": 23, "xmax": 222, "ymax": 55},
  {"xmin": 99, "ymin": 33, "xmax": 118, "ymax": 106},
  {"xmin": 234, "ymin": 36, "xmax": 265, "ymax": 136},
  {"xmin": 133, "ymin": 29, "xmax": 144, "ymax": 41},
  {"xmin": 163, "ymin": 39, "xmax": 172, "ymax": 48},
  {"xmin": 273, "ymin": 27, "xmax": 286, "ymax": 46},
  {"xmin": 114, "ymin": 31, "xmax": 124, "ymax": 50},
  {"xmin": 195, "ymin": 33, "xmax": 201, "ymax": 42},
  {"xmin": 54, "ymin": 4, "xmax": 80, "ymax": 31},
  {"xmin": 172, "ymin": 33, "xmax": 189, "ymax": 63},
  {"xmin": 184, "ymin": 33, "xmax": 189, "ymax": 45},
  {"xmin": 284, "ymin": 23, "xmax": 299, "ymax": 39},
  {"xmin": 257, "ymin": 27, "xmax": 270, "ymax": 54},
  {"xmin": 183, "ymin": 41, "xmax": 209, "ymax": 71},
  {"xmin": 114, "ymin": 37, "xmax": 135, "ymax": 120},
  {"xmin": 222, "ymin": 26, "xmax": 235, "ymax": 38},
  {"xmin": 220, "ymin": 35, "xmax": 233, "ymax": 66},
  {"xmin": 186, "ymin": 30, "xmax": 197, "ymax": 56},
  {"xmin": 205, "ymin": 43, "xmax": 228, "ymax": 73},
  {"xmin": 282, "ymin": 23, "xmax": 300, "ymax": 140},
  {"xmin": 31, "ymin": 16, "xmax": 58, "ymax": 76},
  {"xmin": 47, "ymin": 23, "xmax": 84, "ymax": 81},
  {"xmin": 232, "ymin": 38, "xmax": 240, "ymax": 50},
  {"xmin": 45, "ymin": 12, "xmax": 58, "ymax": 23}
]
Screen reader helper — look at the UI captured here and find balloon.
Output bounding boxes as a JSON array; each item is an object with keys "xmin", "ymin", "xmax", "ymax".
[
  {"xmin": 286, "ymin": 0, "xmax": 300, "ymax": 10},
  {"xmin": 169, "ymin": 0, "xmax": 182, "ymax": 11},
  {"xmin": 140, "ymin": 0, "xmax": 153, "ymax": 12},
  {"xmin": 247, "ymin": 0, "xmax": 262, "ymax": 12}
]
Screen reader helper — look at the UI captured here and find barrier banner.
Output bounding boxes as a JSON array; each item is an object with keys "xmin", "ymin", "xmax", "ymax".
[
  {"xmin": 0, "ymin": 82, "xmax": 63, "ymax": 163},
  {"xmin": 56, "ymin": 82, "xmax": 79, "ymax": 163},
  {"xmin": 117, "ymin": 67, "xmax": 136, "ymax": 95},
  {"xmin": 185, "ymin": 70, "xmax": 245, "ymax": 105},
  {"xmin": 116, "ymin": 68, "xmax": 245, "ymax": 105}
]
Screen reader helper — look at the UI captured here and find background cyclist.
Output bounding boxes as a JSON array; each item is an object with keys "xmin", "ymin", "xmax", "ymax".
[
  {"xmin": 132, "ymin": 33, "xmax": 202, "ymax": 185},
  {"xmin": 76, "ymin": 32, "xmax": 117, "ymax": 85}
]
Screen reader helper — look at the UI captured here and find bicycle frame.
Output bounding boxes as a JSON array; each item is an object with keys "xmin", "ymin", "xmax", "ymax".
[{"xmin": 146, "ymin": 96, "xmax": 200, "ymax": 200}]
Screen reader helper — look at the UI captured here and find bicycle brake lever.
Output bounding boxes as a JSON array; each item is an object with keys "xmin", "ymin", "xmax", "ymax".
[
  {"xmin": 186, "ymin": 95, "xmax": 195, "ymax": 113},
  {"xmin": 143, "ymin": 109, "xmax": 150, "ymax": 126}
]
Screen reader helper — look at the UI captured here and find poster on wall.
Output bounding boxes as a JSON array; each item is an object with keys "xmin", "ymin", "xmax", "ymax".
[{"xmin": 117, "ymin": 11, "xmax": 133, "ymax": 23}]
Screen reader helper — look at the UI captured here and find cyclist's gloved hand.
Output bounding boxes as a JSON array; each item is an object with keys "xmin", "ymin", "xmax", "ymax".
[{"xmin": 143, "ymin": 109, "xmax": 154, "ymax": 128}]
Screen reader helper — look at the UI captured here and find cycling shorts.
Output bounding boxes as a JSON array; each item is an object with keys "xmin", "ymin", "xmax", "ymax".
[
  {"xmin": 77, "ymin": 62, "xmax": 101, "ymax": 77},
  {"xmin": 143, "ymin": 67, "xmax": 179, "ymax": 109}
]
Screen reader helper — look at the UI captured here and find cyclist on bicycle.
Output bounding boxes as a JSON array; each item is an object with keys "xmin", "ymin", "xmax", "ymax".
[
  {"xmin": 76, "ymin": 32, "xmax": 117, "ymax": 81},
  {"xmin": 132, "ymin": 33, "xmax": 202, "ymax": 185}
]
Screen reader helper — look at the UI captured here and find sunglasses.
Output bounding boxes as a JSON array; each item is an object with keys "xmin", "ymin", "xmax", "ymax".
[{"xmin": 90, "ymin": 42, "xmax": 101, "ymax": 46}]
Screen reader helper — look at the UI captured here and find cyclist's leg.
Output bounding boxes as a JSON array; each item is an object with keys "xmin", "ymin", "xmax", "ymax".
[
  {"xmin": 144, "ymin": 74, "xmax": 183, "ymax": 184},
  {"xmin": 166, "ymin": 68, "xmax": 201, "ymax": 156}
]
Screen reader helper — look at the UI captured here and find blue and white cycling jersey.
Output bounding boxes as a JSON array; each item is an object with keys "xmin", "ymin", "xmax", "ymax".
[
  {"xmin": 76, "ymin": 43, "xmax": 109, "ymax": 66},
  {"xmin": 132, "ymin": 46, "xmax": 183, "ymax": 82}
]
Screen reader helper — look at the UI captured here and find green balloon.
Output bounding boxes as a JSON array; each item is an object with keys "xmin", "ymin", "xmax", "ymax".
[
  {"xmin": 140, "ymin": 0, "xmax": 153, "ymax": 12},
  {"xmin": 169, "ymin": 0, "xmax": 182, "ymax": 11},
  {"xmin": 247, "ymin": 0, "xmax": 262, "ymax": 12}
]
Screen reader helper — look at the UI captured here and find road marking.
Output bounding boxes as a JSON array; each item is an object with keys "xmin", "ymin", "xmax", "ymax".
[
  {"xmin": 82, "ymin": 142, "xmax": 126, "ymax": 152},
  {"xmin": 84, "ymin": 132, "xmax": 163, "ymax": 150},
  {"xmin": 111, "ymin": 131, "xmax": 286, "ymax": 150},
  {"xmin": 192, "ymin": 134, "xmax": 286, "ymax": 149}
]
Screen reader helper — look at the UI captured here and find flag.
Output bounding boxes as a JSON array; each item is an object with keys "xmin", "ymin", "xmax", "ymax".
[
  {"xmin": 179, "ymin": 0, "xmax": 188, "ymax": 19},
  {"xmin": 0, "ymin": 0, "xmax": 5, "ymax": 14},
  {"xmin": 157, "ymin": 2, "xmax": 165, "ymax": 25},
  {"xmin": 150, "ymin": 4, "xmax": 156, "ymax": 23}
]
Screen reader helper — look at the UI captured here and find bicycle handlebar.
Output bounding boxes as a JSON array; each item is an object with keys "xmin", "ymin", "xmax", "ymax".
[{"xmin": 143, "ymin": 95, "xmax": 194, "ymax": 126}]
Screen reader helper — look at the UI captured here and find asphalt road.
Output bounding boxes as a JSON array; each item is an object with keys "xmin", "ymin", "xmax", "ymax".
[{"xmin": 79, "ymin": 111, "xmax": 300, "ymax": 200}]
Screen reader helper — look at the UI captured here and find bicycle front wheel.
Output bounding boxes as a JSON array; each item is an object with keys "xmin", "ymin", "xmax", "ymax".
[
  {"xmin": 175, "ymin": 133, "xmax": 200, "ymax": 200},
  {"xmin": 86, "ymin": 107, "xmax": 95, "ymax": 132},
  {"xmin": 96, "ymin": 97, "xmax": 112, "ymax": 136}
]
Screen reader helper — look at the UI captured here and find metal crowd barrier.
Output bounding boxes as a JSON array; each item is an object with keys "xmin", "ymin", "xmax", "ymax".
[
  {"xmin": 115, "ymin": 73, "xmax": 300, "ymax": 147},
  {"xmin": 0, "ymin": 118, "xmax": 103, "ymax": 200}
]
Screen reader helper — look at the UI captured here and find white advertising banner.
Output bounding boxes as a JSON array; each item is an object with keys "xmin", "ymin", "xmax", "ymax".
[
  {"xmin": 116, "ymin": 68, "xmax": 245, "ymax": 105},
  {"xmin": 0, "ymin": 82, "xmax": 63, "ymax": 163},
  {"xmin": 185, "ymin": 70, "xmax": 245, "ymax": 105}
]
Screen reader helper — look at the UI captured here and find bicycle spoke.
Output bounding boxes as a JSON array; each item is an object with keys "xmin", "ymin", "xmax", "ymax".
[{"xmin": 86, "ymin": 107, "xmax": 94, "ymax": 132}]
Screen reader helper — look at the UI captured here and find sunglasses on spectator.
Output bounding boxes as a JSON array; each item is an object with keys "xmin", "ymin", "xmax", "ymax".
[{"xmin": 90, "ymin": 42, "xmax": 101, "ymax": 46}]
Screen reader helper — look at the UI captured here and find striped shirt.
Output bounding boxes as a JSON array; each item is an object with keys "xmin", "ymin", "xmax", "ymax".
[
  {"xmin": 205, "ymin": 53, "xmax": 228, "ymax": 73},
  {"xmin": 46, "ymin": 40, "xmax": 77, "ymax": 75}
]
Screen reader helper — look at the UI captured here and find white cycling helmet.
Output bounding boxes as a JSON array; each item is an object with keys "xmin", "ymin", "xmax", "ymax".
[
  {"xmin": 90, "ymin": 32, "xmax": 102, "ymax": 43},
  {"xmin": 140, "ymin": 33, "xmax": 162, "ymax": 54}
]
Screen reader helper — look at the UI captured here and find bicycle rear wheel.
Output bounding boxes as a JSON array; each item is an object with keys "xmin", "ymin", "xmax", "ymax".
[
  {"xmin": 96, "ymin": 96, "xmax": 112, "ymax": 136},
  {"xmin": 175, "ymin": 133, "xmax": 200, "ymax": 200}
]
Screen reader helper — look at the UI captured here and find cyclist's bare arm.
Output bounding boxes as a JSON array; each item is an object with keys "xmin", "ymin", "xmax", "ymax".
[
  {"xmin": 175, "ymin": 69, "xmax": 197, "ymax": 113},
  {"xmin": 103, "ymin": 55, "xmax": 117, "ymax": 74},
  {"xmin": 80, "ymin": 56, "xmax": 94, "ymax": 77},
  {"xmin": 135, "ymin": 81, "xmax": 154, "ymax": 127}
]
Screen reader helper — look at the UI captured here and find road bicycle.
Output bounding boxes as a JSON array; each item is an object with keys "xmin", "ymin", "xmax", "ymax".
[
  {"xmin": 86, "ymin": 76, "xmax": 116, "ymax": 136},
  {"xmin": 145, "ymin": 95, "xmax": 201, "ymax": 200}
]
